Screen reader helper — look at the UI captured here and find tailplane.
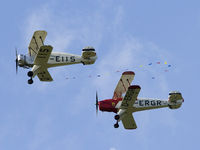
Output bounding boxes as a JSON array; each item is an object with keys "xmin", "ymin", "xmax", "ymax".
[
  {"xmin": 81, "ymin": 46, "xmax": 97, "ymax": 65},
  {"xmin": 168, "ymin": 91, "xmax": 184, "ymax": 109}
]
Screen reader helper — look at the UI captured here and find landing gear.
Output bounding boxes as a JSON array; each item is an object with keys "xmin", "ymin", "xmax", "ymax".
[
  {"xmin": 114, "ymin": 115, "xmax": 120, "ymax": 120},
  {"xmin": 27, "ymin": 71, "xmax": 33, "ymax": 84},
  {"xmin": 114, "ymin": 123, "xmax": 119, "ymax": 128},
  {"xmin": 28, "ymin": 79, "xmax": 33, "ymax": 84},
  {"xmin": 27, "ymin": 71, "xmax": 33, "ymax": 77},
  {"xmin": 114, "ymin": 115, "xmax": 120, "ymax": 128}
]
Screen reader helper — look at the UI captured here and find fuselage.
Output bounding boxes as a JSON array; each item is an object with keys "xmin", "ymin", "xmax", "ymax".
[
  {"xmin": 99, "ymin": 98, "xmax": 170, "ymax": 113},
  {"xmin": 17, "ymin": 52, "xmax": 97, "ymax": 68}
]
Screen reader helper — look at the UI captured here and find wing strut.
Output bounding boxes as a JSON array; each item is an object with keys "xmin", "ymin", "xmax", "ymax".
[
  {"xmin": 120, "ymin": 79, "xmax": 127, "ymax": 91},
  {"xmin": 33, "ymin": 36, "xmax": 39, "ymax": 50},
  {"xmin": 112, "ymin": 71, "xmax": 135, "ymax": 99},
  {"xmin": 120, "ymin": 78, "xmax": 132, "ymax": 92},
  {"xmin": 29, "ymin": 35, "xmax": 45, "ymax": 56},
  {"xmin": 29, "ymin": 46, "xmax": 37, "ymax": 56},
  {"xmin": 39, "ymin": 36, "xmax": 44, "ymax": 45},
  {"xmin": 28, "ymin": 30, "xmax": 47, "ymax": 57},
  {"xmin": 127, "ymin": 79, "xmax": 131, "ymax": 86}
]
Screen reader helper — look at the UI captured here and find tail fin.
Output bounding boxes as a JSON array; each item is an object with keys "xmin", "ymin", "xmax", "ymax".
[
  {"xmin": 168, "ymin": 91, "xmax": 184, "ymax": 109},
  {"xmin": 81, "ymin": 46, "xmax": 97, "ymax": 65}
]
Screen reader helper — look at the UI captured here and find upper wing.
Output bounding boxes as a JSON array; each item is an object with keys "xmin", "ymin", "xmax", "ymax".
[
  {"xmin": 28, "ymin": 30, "xmax": 47, "ymax": 57},
  {"xmin": 122, "ymin": 113, "xmax": 137, "ymax": 129},
  {"xmin": 113, "ymin": 71, "xmax": 135, "ymax": 99},
  {"xmin": 37, "ymin": 68, "xmax": 53, "ymax": 81},
  {"xmin": 34, "ymin": 45, "xmax": 53, "ymax": 65},
  {"xmin": 120, "ymin": 85, "xmax": 141, "ymax": 109}
]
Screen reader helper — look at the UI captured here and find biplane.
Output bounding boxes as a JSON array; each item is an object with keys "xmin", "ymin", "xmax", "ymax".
[
  {"xmin": 96, "ymin": 71, "xmax": 184, "ymax": 129},
  {"xmin": 15, "ymin": 30, "xmax": 97, "ymax": 84}
]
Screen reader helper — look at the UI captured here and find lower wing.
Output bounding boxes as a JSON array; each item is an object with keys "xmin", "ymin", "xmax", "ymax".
[
  {"xmin": 122, "ymin": 113, "xmax": 137, "ymax": 129},
  {"xmin": 37, "ymin": 68, "xmax": 53, "ymax": 81}
]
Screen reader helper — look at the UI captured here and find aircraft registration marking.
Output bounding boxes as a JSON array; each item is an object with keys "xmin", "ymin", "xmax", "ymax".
[
  {"xmin": 135, "ymin": 100, "xmax": 167, "ymax": 107},
  {"xmin": 50, "ymin": 56, "xmax": 76, "ymax": 63}
]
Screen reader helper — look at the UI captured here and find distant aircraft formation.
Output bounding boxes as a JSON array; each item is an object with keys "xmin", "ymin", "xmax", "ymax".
[
  {"xmin": 96, "ymin": 71, "xmax": 184, "ymax": 129},
  {"xmin": 15, "ymin": 30, "xmax": 97, "ymax": 84},
  {"xmin": 16, "ymin": 30, "xmax": 183, "ymax": 130}
]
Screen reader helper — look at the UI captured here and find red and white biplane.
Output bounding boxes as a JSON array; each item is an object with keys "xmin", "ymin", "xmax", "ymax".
[{"xmin": 96, "ymin": 71, "xmax": 184, "ymax": 129}]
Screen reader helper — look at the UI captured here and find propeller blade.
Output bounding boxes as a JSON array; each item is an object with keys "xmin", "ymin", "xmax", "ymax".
[
  {"xmin": 15, "ymin": 48, "xmax": 18, "ymax": 74},
  {"xmin": 96, "ymin": 91, "xmax": 99, "ymax": 115}
]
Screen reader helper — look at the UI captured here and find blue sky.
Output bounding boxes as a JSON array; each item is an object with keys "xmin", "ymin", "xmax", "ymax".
[{"xmin": 0, "ymin": 0, "xmax": 200, "ymax": 150}]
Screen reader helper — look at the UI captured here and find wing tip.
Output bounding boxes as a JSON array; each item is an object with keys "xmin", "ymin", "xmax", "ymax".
[
  {"xmin": 122, "ymin": 71, "xmax": 135, "ymax": 75},
  {"xmin": 129, "ymin": 85, "xmax": 141, "ymax": 89},
  {"xmin": 34, "ymin": 30, "xmax": 47, "ymax": 35},
  {"xmin": 125, "ymin": 127, "xmax": 137, "ymax": 130}
]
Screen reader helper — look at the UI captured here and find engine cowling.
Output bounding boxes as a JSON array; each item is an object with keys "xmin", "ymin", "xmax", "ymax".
[{"xmin": 168, "ymin": 91, "xmax": 184, "ymax": 109}]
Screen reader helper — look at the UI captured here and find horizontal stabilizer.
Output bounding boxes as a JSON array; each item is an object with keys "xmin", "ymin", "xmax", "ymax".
[
  {"xmin": 82, "ymin": 46, "xmax": 96, "ymax": 59},
  {"xmin": 168, "ymin": 91, "xmax": 183, "ymax": 109}
]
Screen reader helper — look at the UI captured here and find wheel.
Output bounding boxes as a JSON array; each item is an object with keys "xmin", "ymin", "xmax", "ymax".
[
  {"xmin": 114, "ymin": 123, "xmax": 119, "ymax": 128},
  {"xmin": 27, "ymin": 71, "xmax": 33, "ymax": 77},
  {"xmin": 114, "ymin": 115, "xmax": 120, "ymax": 120},
  {"xmin": 28, "ymin": 79, "xmax": 33, "ymax": 84}
]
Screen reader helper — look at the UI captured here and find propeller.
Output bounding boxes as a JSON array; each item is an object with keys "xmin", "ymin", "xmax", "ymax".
[
  {"xmin": 95, "ymin": 91, "xmax": 99, "ymax": 115},
  {"xmin": 15, "ymin": 48, "xmax": 19, "ymax": 74}
]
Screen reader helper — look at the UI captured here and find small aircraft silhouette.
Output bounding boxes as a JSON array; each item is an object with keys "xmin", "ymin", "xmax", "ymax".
[
  {"xmin": 15, "ymin": 30, "xmax": 97, "ymax": 84},
  {"xmin": 96, "ymin": 71, "xmax": 184, "ymax": 129}
]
